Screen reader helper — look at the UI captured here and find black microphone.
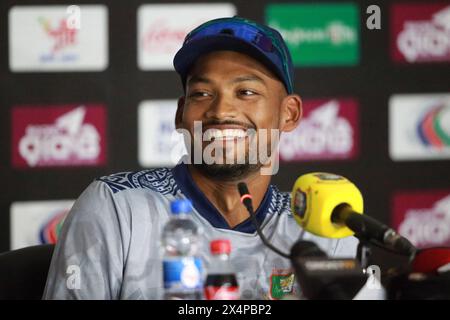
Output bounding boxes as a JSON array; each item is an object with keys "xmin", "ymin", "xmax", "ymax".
[
  {"xmin": 290, "ymin": 240, "xmax": 367, "ymax": 300},
  {"xmin": 237, "ymin": 182, "xmax": 290, "ymax": 259},
  {"xmin": 387, "ymin": 247, "xmax": 450, "ymax": 300},
  {"xmin": 237, "ymin": 182, "xmax": 253, "ymax": 214},
  {"xmin": 331, "ymin": 203, "xmax": 416, "ymax": 257},
  {"xmin": 239, "ymin": 182, "xmax": 369, "ymax": 300}
]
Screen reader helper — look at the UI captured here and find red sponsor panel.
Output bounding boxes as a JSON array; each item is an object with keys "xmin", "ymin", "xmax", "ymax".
[
  {"xmin": 392, "ymin": 190, "xmax": 450, "ymax": 249},
  {"xmin": 279, "ymin": 98, "xmax": 359, "ymax": 161},
  {"xmin": 11, "ymin": 104, "xmax": 107, "ymax": 168},
  {"xmin": 391, "ymin": 3, "xmax": 450, "ymax": 63}
]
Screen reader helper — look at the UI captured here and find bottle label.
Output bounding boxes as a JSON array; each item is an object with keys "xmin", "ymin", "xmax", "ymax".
[
  {"xmin": 163, "ymin": 257, "xmax": 203, "ymax": 290},
  {"xmin": 204, "ymin": 286, "xmax": 240, "ymax": 300}
]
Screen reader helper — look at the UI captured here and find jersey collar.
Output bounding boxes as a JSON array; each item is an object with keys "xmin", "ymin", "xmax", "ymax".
[{"xmin": 172, "ymin": 163, "xmax": 273, "ymax": 234}]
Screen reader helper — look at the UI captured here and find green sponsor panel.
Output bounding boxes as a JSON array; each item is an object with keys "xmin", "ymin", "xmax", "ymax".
[{"xmin": 266, "ymin": 3, "xmax": 360, "ymax": 66}]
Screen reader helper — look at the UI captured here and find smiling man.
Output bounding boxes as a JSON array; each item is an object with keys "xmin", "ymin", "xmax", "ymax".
[
  {"xmin": 43, "ymin": 17, "xmax": 365, "ymax": 300},
  {"xmin": 175, "ymin": 47, "xmax": 301, "ymax": 228}
]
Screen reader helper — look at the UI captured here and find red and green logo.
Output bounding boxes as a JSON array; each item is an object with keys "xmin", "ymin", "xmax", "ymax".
[{"xmin": 269, "ymin": 269, "xmax": 296, "ymax": 300}]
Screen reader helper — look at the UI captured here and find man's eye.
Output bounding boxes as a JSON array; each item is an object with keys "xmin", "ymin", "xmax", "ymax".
[
  {"xmin": 189, "ymin": 91, "xmax": 209, "ymax": 98},
  {"xmin": 239, "ymin": 89, "xmax": 257, "ymax": 96}
]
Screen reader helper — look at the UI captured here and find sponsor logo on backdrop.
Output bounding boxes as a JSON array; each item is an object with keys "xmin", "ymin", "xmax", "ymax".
[
  {"xmin": 9, "ymin": 5, "xmax": 108, "ymax": 71},
  {"xmin": 392, "ymin": 191, "xmax": 450, "ymax": 249},
  {"xmin": 389, "ymin": 94, "xmax": 450, "ymax": 160},
  {"xmin": 279, "ymin": 99, "xmax": 359, "ymax": 161},
  {"xmin": 39, "ymin": 17, "xmax": 78, "ymax": 62},
  {"xmin": 391, "ymin": 4, "xmax": 450, "ymax": 63},
  {"xmin": 266, "ymin": 3, "xmax": 359, "ymax": 66},
  {"xmin": 138, "ymin": 100, "xmax": 187, "ymax": 167},
  {"xmin": 10, "ymin": 200, "xmax": 74, "ymax": 250},
  {"xmin": 12, "ymin": 104, "xmax": 107, "ymax": 168},
  {"xmin": 39, "ymin": 211, "xmax": 67, "ymax": 244},
  {"xmin": 137, "ymin": 3, "xmax": 236, "ymax": 70}
]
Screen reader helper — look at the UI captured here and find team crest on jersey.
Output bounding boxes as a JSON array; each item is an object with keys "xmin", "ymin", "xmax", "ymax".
[{"xmin": 269, "ymin": 268, "xmax": 296, "ymax": 300}]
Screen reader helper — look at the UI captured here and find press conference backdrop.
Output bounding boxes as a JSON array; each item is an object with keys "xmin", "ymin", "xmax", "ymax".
[{"xmin": 1, "ymin": 0, "xmax": 449, "ymax": 256}]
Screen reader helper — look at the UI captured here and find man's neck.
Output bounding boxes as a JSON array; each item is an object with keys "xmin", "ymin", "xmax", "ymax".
[{"xmin": 187, "ymin": 165, "xmax": 271, "ymax": 228}]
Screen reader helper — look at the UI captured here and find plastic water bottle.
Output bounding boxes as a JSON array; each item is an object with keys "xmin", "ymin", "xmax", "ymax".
[
  {"xmin": 162, "ymin": 199, "xmax": 204, "ymax": 300},
  {"xmin": 204, "ymin": 239, "xmax": 240, "ymax": 300}
]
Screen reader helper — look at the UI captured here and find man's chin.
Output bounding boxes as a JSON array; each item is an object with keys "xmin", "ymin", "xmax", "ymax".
[{"xmin": 192, "ymin": 163, "xmax": 261, "ymax": 181}]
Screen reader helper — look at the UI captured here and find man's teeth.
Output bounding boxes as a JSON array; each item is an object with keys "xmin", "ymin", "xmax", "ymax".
[{"xmin": 204, "ymin": 129, "xmax": 247, "ymax": 140}]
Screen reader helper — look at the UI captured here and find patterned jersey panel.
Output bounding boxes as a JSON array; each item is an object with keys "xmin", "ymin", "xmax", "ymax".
[{"xmin": 97, "ymin": 168, "xmax": 180, "ymax": 196}]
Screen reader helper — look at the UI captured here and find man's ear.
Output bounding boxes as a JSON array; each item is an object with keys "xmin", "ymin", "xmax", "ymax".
[
  {"xmin": 280, "ymin": 94, "xmax": 302, "ymax": 133},
  {"xmin": 175, "ymin": 96, "xmax": 185, "ymax": 130}
]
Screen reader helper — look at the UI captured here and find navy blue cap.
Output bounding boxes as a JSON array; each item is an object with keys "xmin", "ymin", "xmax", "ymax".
[
  {"xmin": 170, "ymin": 199, "xmax": 193, "ymax": 215},
  {"xmin": 173, "ymin": 16, "xmax": 294, "ymax": 94}
]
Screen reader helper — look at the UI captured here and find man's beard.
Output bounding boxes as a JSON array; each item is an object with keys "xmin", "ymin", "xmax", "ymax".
[
  {"xmin": 189, "ymin": 140, "xmax": 271, "ymax": 181},
  {"xmin": 192, "ymin": 162, "xmax": 262, "ymax": 181}
]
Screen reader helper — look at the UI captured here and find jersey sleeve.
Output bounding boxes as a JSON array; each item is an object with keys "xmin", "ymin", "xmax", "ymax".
[
  {"xmin": 332, "ymin": 235, "xmax": 359, "ymax": 257},
  {"xmin": 42, "ymin": 180, "xmax": 126, "ymax": 300}
]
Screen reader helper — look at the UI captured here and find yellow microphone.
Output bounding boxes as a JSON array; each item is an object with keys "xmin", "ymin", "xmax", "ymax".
[
  {"xmin": 291, "ymin": 172, "xmax": 363, "ymax": 239},
  {"xmin": 291, "ymin": 172, "xmax": 416, "ymax": 256}
]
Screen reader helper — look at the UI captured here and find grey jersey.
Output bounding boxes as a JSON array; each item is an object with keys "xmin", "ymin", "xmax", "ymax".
[{"xmin": 43, "ymin": 163, "xmax": 382, "ymax": 300}]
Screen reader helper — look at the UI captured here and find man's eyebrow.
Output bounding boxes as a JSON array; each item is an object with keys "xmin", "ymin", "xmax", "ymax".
[
  {"xmin": 186, "ymin": 75, "xmax": 211, "ymax": 85},
  {"xmin": 231, "ymin": 74, "xmax": 266, "ymax": 85},
  {"xmin": 186, "ymin": 74, "xmax": 267, "ymax": 86}
]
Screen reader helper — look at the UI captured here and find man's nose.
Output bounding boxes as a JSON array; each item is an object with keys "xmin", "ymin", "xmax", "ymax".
[{"xmin": 204, "ymin": 93, "xmax": 238, "ymax": 119}]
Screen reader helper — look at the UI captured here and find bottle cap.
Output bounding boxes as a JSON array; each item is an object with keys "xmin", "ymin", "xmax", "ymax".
[
  {"xmin": 170, "ymin": 199, "xmax": 192, "ymax": 215},
  {"xmin": 210, "ymin": 239, "xmax": 231, "ymax": 255}
]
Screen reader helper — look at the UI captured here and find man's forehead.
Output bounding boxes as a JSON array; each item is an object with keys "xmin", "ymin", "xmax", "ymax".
[
  {"xmin": 187, "ymin": 73, "xmax": 266, "ymax": 86},
  {"xmin": 190, "ymin": 50, "xmax": 267, "ymax": 71},
  {"xmin": 185, "ymin": 51, "xmax": 282, "ymax": 88}
]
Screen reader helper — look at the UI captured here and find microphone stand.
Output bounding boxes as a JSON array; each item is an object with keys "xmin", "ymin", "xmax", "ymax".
[{"xmin": 356, "ymin": 236, "xmax": 373, "ymax": 270}]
